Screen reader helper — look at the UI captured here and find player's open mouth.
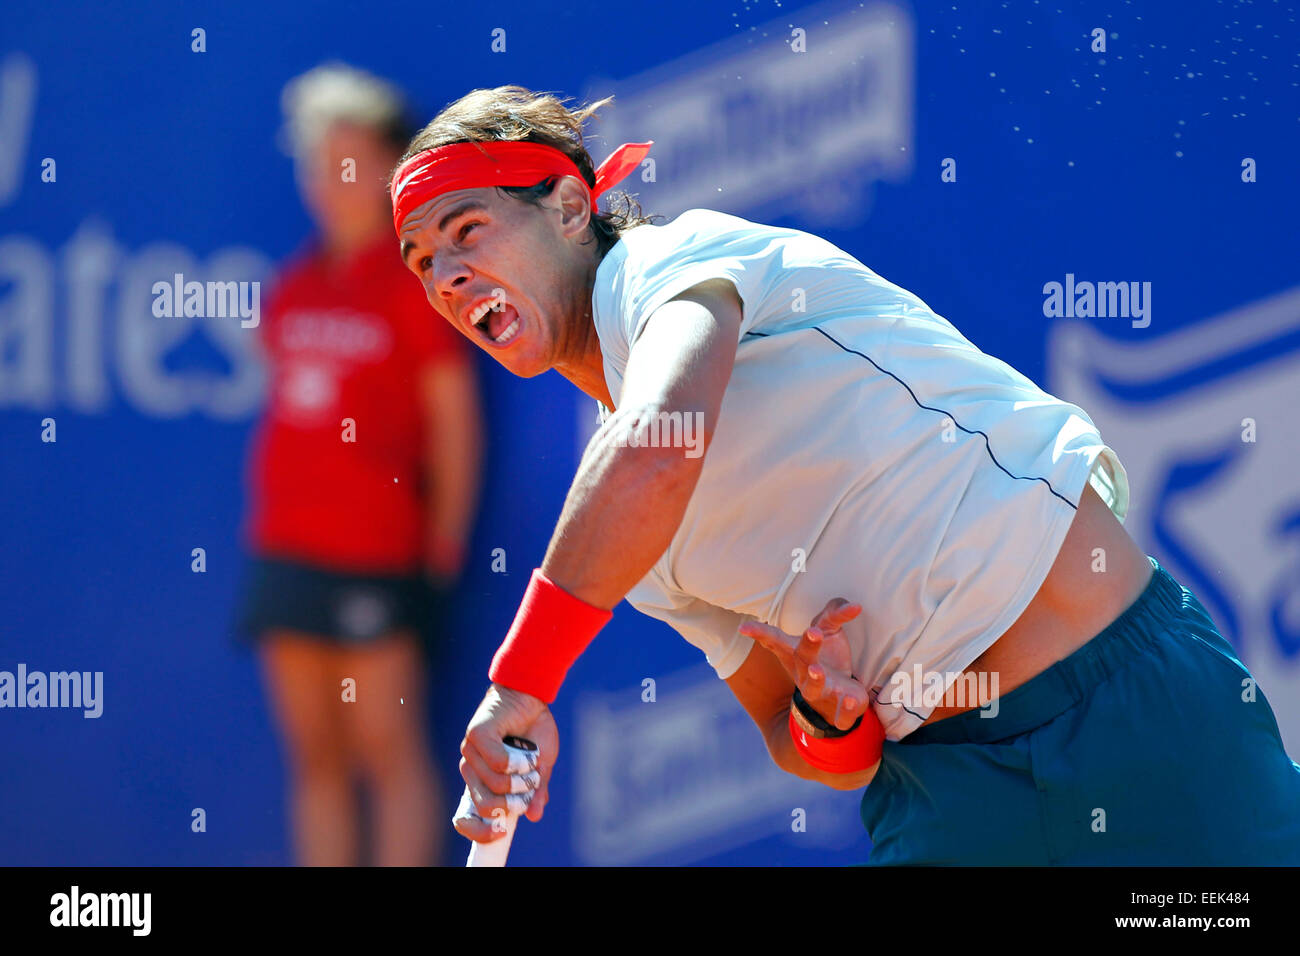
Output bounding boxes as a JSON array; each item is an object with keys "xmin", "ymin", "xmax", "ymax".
[{"xmin": 466, "ymin": 299, "xmax": 522, "ymax": 348}]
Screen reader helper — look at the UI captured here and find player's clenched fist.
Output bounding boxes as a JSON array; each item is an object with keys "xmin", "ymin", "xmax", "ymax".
[
  {"xmin": 739, "ymin": 599, "xmax": 868, "ymax": 732},
  {"xmin": 454, "ymin": 684, "xmax": 558, "ymax": 843}
]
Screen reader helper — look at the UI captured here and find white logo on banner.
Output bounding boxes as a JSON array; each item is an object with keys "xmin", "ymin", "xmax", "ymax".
[
  {"xmin": 0, "ymin": 54, "xmax": 269, "ymax": 420},
  {"xmin": 0, "ymin": 53, "xmax": 36, "ymax": 206},
  {"xmin": 574, "ymin": 664, "xmax": 864, "ymax": 865},
  {"xmin": 575, "ymin": 0, "xmax": 914, "ymax": 463},
  {"xmin": 583, "ymin": 0, "xmax": 913, "ymax": 226},
  {"xmin": 1048, "ymin": 285, "xmax": 1300, "ymax": 753}
]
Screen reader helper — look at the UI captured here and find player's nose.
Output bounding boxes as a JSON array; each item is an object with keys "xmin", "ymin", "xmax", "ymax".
[{"xmin": 430, "ymin": 250, "xmax": 473, "ymax": 303}]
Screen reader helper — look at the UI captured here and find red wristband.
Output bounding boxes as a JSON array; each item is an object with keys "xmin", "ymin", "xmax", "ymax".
[
  {"xmin": 488, "ymin": 569, "xmax": 613, "ymax": 704},
  {"xmin": 789, "ymin": 704, "xmax": 885, "ymax": 774}
]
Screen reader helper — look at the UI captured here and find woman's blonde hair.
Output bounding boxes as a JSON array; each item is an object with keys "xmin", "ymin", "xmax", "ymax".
[{"xmin": 280, "ymin": 61, "xmax": 412, "ymax": 159}]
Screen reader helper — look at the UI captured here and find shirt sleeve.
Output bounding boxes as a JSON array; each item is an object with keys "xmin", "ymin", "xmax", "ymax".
[
  {"xmin": 626, "ymin": 570, "xmax": 756, "ymax": 679},
  {"xmin": 1087, "ymin": 445, "xmax": 1130, "ymax": 524},
  {"xmin": 611, "ymin": 216, "xmax": 779, "ymax": 355}
]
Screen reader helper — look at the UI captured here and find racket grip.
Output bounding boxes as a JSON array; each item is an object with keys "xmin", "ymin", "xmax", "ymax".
[
  {"xmin": 466, "ymin": 815, "xmax": 518, "ymax": 867},
  {"xmin": 463, "ymin": 736, "xmax": 539, "ymax": 868}
]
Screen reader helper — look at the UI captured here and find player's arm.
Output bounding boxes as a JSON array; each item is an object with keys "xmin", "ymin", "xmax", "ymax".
[
  {"xmin": 539, "ymin": 277, "xmax": 743, "ymax": 606},
  {"xmin": 456, "ymin": 278, "xmax": 744, "ymax": 837},
  {"xmin": 726, "ymin": 622, "xmax": 881, "ymax": 791}
]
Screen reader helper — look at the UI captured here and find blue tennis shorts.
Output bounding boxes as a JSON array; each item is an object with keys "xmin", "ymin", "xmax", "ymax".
[{"xmin": 859, "ymin": 556, "xmax": 1300, "ymax": 865}]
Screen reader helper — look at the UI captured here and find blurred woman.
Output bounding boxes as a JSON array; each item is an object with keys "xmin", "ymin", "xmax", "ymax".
[{"xmin": 238, "ymin": 63, "xmax": 482, "ymax": 866}]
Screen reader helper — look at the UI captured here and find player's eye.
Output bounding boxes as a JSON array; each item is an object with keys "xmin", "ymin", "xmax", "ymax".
[
  {"xmin": 419, "ymin": 255, "xmax": 432, "ymax": 272},
  {"xmin": 457, "ymin": 221, "xmax": 481, "ymax": 242}
]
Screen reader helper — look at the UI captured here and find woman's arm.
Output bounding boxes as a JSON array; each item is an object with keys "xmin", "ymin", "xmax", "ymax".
[{"xmin": 419, "ymin": 357, "xmax": 484, "ymax": 582}]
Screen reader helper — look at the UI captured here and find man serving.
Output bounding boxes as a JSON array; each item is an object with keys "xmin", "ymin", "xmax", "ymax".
[{"xmin": 390, "ymin": 85, "xmax": 1300, "ymax": 864}]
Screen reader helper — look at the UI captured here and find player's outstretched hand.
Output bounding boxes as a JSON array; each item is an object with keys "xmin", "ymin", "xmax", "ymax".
[
  {"xmin": 455, "ymin": 684, "xmax": 558, "ymax": 843},
  {"xmin": 739, "ymin": 599, "xmax": 869, "ymax": 732}
]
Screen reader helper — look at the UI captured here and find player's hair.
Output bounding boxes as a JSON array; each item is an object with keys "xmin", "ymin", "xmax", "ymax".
[
  {"xmin": 395, "ymin": 85, "xmax": 661, "ymax": 257},
  {"xmin": 279, "ymin": 61, "xmax": 414, "ymax": 159}
]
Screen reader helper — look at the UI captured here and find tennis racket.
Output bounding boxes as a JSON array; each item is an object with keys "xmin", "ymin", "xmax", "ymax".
[{"xmin": 464, "ymin": 735, "xmax": 539, "ymax": 867}]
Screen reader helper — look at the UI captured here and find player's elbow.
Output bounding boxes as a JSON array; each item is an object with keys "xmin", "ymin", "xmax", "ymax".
[
  {"xmin": 606, "ymin": 402, "xmax": 713, "ymax": 477},
  {"xmin": 772, "ymin": 748, "xmax": 820, "ymax": 783},
  {"xmin": 822, "ymin": 760, "xmax": 881, "ymax": 790},
  {"xmin": 768, "ymin": 735, "xmax": 881, "ymax": 790},
  {"xmin": 797, "ymin": 758, "xmax": 881, "ymax": 791}
]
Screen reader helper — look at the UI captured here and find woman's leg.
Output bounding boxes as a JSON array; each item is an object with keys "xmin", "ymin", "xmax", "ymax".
[
  {"xmin": 338, "ymin": 630, "xmax": 444, "ymax": 866},
  {"xmin": 259, "ymin": 630, "xmax": 360, "ymax": 866}
]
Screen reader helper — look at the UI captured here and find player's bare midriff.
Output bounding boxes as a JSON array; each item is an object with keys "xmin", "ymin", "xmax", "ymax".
[{"xmin": 920, "ymin": 481, "xmax": 1155, "ymax": 726}]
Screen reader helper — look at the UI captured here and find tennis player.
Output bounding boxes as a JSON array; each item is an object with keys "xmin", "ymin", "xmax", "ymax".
[{"xmin": 392, "ymin": 85, "xmax": 1300, "ymax": 864}]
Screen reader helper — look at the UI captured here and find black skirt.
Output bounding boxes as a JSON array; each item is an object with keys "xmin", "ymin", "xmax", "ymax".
[{"xmin": 235, "ymin": 554, "xmax": 441, "ymax": 646}]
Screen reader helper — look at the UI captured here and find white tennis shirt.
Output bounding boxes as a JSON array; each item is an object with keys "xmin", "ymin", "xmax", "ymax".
[{"xmin": 590, "ymin": 208, "xmax": 1129, "ymax": 740}]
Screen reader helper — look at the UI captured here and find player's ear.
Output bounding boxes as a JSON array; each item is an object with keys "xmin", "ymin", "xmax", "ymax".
[{"xmin": 552, "ymin": 175, "xmax": 595, "ymax": 238}]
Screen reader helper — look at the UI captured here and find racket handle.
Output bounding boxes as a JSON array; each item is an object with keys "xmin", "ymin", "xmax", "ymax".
[
  {"xmin": 466, "ymin": 816, "xmax": 518, "ymax": 867},
  {"xmin": 464, "ymin": 736, "xmax": 538, "ymax": 868}
]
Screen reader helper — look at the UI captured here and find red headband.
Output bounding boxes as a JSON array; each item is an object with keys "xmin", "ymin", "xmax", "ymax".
[{"xmin": 390, "ymin": 139, "xmax": 653, "ymax": 234}]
